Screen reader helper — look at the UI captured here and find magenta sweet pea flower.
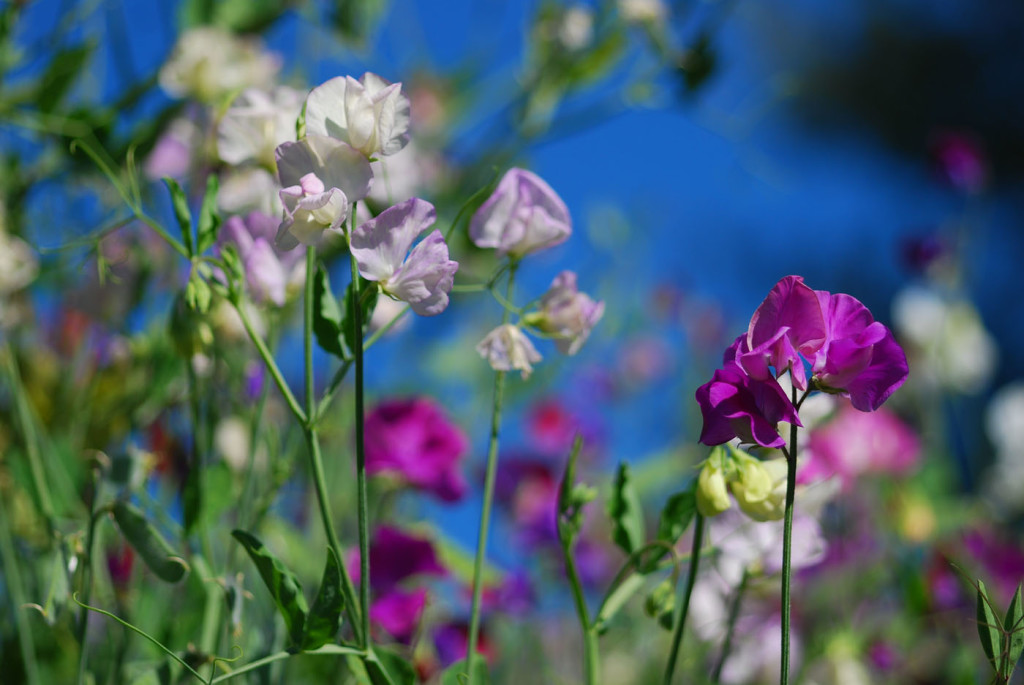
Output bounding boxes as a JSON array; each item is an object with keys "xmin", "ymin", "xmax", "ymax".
[
  {"xmin": 350, "ymin": 198, "xmax": 458, "ymax": 316},
  {"xmin": 469, "ymin": 168, "xmax": 572, "ymax": 258},
  {"xmin": 218, "ymin": 211, "xmax": 305, "ymax": 306},
  {"xmin": 737, "ymin": 275, "xmax": 827, "ymax": 391},
  {"xmin": 364, "ymin": 397, "xmax": 469, "ymax": 501},
  {"xmin": 811, "ymin": 291, "xmax": 909, "ymax": 411},
  {"xmin": 695, "ymin": 351, "xmax": 801, "ymax": 448}
]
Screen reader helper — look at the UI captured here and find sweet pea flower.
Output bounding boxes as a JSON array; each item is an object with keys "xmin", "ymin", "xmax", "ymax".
[
  {"xmin": 159, "ymin": 27, "xmax": 279, "ymax": 103},
  {"xmin": 274, "ymin": 135, "xmax": 372, "ymax": 249},
  {"xmin": 218, "ymin": 211, "xmax": 305, "ymax": 306},
  {"xmin": 737, "ymin": 275, "xmax": 827, "ymax": 391},
  {"xmin": 695, "ymin": 357, "xmax": 801, "ymax": 448},
  {"xmin": 217, "ymin": 86, "xmax": 303, "ymax": 169},
  {"xmin": 811, "ymin": 290, "xmax": 909, "ymax": 412},
  {"xmin": 730, "ymin": 457, "xmax": 787, "ymax": 522},
  {"xmin": 696, "ymin": 457, "xmax": 732, "ymax": 517},
  {"xmin": 305, "ymin": 73, "xmax": 411, "ymax": 158},
  {"xmin": 526, "ymin": 270, "xmax": 604, "ymax": 355},
  {"xmin": 802, "ymin": 400, "xmax": 920, "ymax": 490},
  {"xmin": 470, "ymin": 168, "xmax": 572, "ymax": 258},
  {"xmin": 364, "ymin": 397, "xmax": 469, "ymax": 502},
  {"xmin": 218, "ymin": 167, "xmax": 282, "ymax": 217},
  {"xmin": 477, "ymin": 324, "xmax": 543, "ymax": 379},
  {"xmin": 350, "ymin": 198, "xmax": 458, "ymax": 316}
]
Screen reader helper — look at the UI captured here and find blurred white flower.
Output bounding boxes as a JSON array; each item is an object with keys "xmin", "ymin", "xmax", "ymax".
[
  {"xmin": 892, "ymin": 286, "xmax": 998, "ymax": 393},
  {"xmin": 159, "ymin": 27, "xmax": 279, "ymax": 103},
  {"xmin": 559, "ymin": 6, "xmax": 594, "ymax": 51},
  {"xmin": 218, "ymin": 167, "xmax": 282, "ymax": 217},
  {"xmin": 217, "ymin": 86, "xmax": 303, "ymax": 169},
  {"xmin": 618, "ymin": 0, "xmax": 667, "ymax": 23},
  {"xmin": 477, "ymin": 324, "xmax": 542, "ymax": 379},
  {"xmin": 986, "ymin": 382, "xmax": 1024, "ymax": 453}
]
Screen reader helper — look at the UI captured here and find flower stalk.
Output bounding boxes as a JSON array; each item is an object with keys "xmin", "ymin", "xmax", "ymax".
[{"xmin": 664, "ymin": 512, "xmax": 705, "ymax": 685}]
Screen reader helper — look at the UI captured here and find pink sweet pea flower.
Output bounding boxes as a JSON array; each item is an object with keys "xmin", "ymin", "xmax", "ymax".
[
  {"xmin": 811, "ymin": 291, "xmax": 909, "ymax": 412},
  {"xmin": 218, "ymin": 211, "xmax": 305, "ymax": 306},
  {"xmin": 802, "ymin": 399, "xmax": 921, "ymax": 490},
  {"xmin": 364, "ymin": 397, "xmax": 469, "ymax": 502},
  {"xmin": 370, "ymin": 588, "xmax": 427, "ymax": 644},
  {"xmin": 737, "ymin": 275, "xmax": 827, "ymax": 391},
  {"xmin": 470, "ymin": 168, "xmax": 572, "ymax": 258},
  {"xmin": 529, "ymin": 270, "xmax": 604, "ymax": 355},
  {"xmin": 695, "ymin": 340, "xmax": 801, "ymax": 448},
  {"xmin": 274, "ymin": 134, "xmax": 373, "ymax": 249},
  {"xmin": 476, "ymin": 324, "xmax": 542, "ymax": 379},
  {"xmin": 350, "ymin": 198, "xmax": 458, "ymax": 316}
]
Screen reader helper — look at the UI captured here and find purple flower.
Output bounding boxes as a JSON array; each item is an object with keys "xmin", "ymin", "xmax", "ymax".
[
  {"xmin": 218, "ymin": 211, "xmax": 305, "ymax": 306},
  {"xmin": 527, "ymin": 270, "xmax": 604, "ymax": 355},
  {"xmin": 470, "ymin": 168, "xmax": 571, "ymax": 258},
  {"xmin": 929, "ymin": 129, "xmax": 987, "ymax": 194},
  {"xmin": 810, "ymin": 291, "xmax": 909, "ymax": 412},
  {"xmin": 736, "ymin": 275, "xmax": 827, "ymax": 391},
  {"xmin": 350, "ymin": 198, "xmax": 458, "ymax": 316},
  {"xmin": 349, "ymin": 526, "xmax": 447, "ymax": 644},
  {"xmin": 370, "ymin": 588, "xmax": 427, "ymax": 644},
  {"xmin": 274, "ymin": 135, "xmax": 372, "ymax": 249},
  {"xmin": 695, "ymin": 358, "xmax": 801, "ymax": 448},
  {"xmin": 364, "ymin": 397, "xmax": 469, "ymax": 501}
]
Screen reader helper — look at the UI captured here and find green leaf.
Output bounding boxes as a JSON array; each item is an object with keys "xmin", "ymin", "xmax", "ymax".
[
  {"xmin": 196, "ymin": 175, "xmax": 221, "ymax": 254},
  {"xmin": 312, "ymin": 265, "xmax": 347, "ymax": 359},
  {"xmin": 111, "ymin": 501, "xmax": 189, "ymax": 583},
  {"xmin": 232, "ymin": 529, "xmax": 308, "ymax": 648},
  {"xmin": 365, "ymin": 646, "xmax": 416, "ymax": 685},
  {"xmin": 977, "ymin": 580, "xmax": 1002, "ymax": 672},
  {"xmin": 1005, "ymin": 583, "xmax": 1024, "ymax": 678},
  {"xmin": 644, "ymin": 578, "xmax": 676, "ymax": 631},
  {"xmin": 342, "ymin": 278, "xmax": 379, "ymax": 355},
  {"xmin": 440, "ymin": 654, "xmax": 490, "ymax": 685},
  {"xmin": 38, "ymin": 43, "xmax": 94, "ymax": 113},
  {"xmin": 302, "ymin": 548, "xmax": 344, "ymax": 651},
  {"xmin": 163, "ymin": 177, "xmax": 194, "ymax": 256},
  {"xmin": 656, "ymin": 485, "xmax": 697, "ymax": 546},
  {"xmin": 607, "ymin": 462, "xmax": 646, "ymax": 556},
  {"xmin": 594, "ymin": 573, "xmax": 645, "ymax": 634}
]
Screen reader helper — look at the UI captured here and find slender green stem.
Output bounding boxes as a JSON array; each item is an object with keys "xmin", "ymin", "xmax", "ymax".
[
  {"xmin": 467, "ymin": 262, "xmax": 519, "ymax": 683},
  {"xmin": 302, "ymin": 246, "xmax": 363, "ymax": 645},
  {"xmin": 0, "ymin": 496, "xmax": 40, "ymax": 685},
  {"xmin": 209, "ymin": 644, "xmax": 363, "ymax": 683},
  {"xmin": 780, "ymin": 410, "xmax": 799, "ymax": 685},
  {"xmin": 562, "ymin": 541, "xmax": 600, "ymax": 684},
  {"xmin": 75, "ymin": 468, "xmax": 102, "ymax": 685},
  {"xmin": 663, "ymin": 512, "xmax": 705, "ymax": 685},
  {"xmin": 3, "ymin": 348, "xmax": 56, "ymax": 531},
  {"xmin": 712, "ymin": 569, "xmax": 749, "ymax": 683},
  {"xmin": 345, "ymin": 228, "xmax": 372, "ymax": 649},
  {"xmin": 234, "ymin": 298, "xmax": 306, "ymax": 425}
]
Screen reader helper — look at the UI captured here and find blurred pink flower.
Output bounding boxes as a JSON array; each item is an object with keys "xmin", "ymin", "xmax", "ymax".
[
  {"xmin": 929, "ymin": 130, "xmax": 988, "ymax": 194},
  {"xmin": 530, "ymin": 270, "xmax": 604, "ymax": 355},
  {"xmin": 364, "ymin": 397, "xmax": 469, "ymax": 501},
  {"xmin": 801, "ymin": 400, "xmax": 920, "ymax": 490},
  {"xmin": 218, "ymin": 211, "xmax": 305, "ymax": 306}
]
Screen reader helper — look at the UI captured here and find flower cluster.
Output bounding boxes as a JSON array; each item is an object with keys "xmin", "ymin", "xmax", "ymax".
[
  {"xmin": 696, "ymin": 275, "xmax": 909, "ymax": 449},
  {"xmin": 470, "ymin": 168, "xmax": 603, "ymax": 377}
]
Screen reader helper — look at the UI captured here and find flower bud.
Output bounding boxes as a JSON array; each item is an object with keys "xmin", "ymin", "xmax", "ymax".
[
  {"xmin": 696, "ymin": 456, "xmax": 731, "ymax": 517},
  {"xmin": 730, "ymin": 457, "xmax": 787, "ymax": 522}
]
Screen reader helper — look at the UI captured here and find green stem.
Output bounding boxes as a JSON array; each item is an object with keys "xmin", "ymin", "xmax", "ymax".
[
  {"xmin": 562, "ymin": 542, "xmax": 600, "ymax": 684},
  {"xmin": 467, "ymin": 262, "xmax": 519, "ymax": 683},
  {"xmin": 0, "ymin": 495, "xmax": 40, "ymax": 685},
  {"xmin": 345, "ymin": 234, "xmax": 372, "ymax": 650},
  {"xmin": 75, "ymin": 468, "xmax": 102, "ymax": 685},
  {"xmin": 663, "ymin": 512, "xmax": 705, "ymax": 685},
  {"xmin": 209, "ymin": 644, "xmax": 363, "ymax": 683},
  {"xmin": 712, "ymin": 569, "xmax": 749, "ymax": 683},
  {"xmin": 234, "ymin": 298, "xmax": 306, "ymax": 426},
  {"xmin": 780, "ymin": 411, "xmax": 799, "ymax": 685},
  {"xmin": 303, "ymin": 246, "xmax": 363, "ymax": 645}
]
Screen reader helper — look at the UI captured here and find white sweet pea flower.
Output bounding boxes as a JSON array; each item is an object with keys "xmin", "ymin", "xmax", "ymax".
[
  {"xmin": 274, "ymin": 135, "xmax": 373, "ymax": 249},
  {"xmin": 0, "ymin": 231, "xmax": 38, "ymax": 295},
  {"xmin": 218, "ymin": 167, "xmax": 282, "ymax": 217},
  {"xmin": 159, "ymin": 27, "xmax": 279, "ymax": 103},
  {"xmin": 350, "ymin": 199, "xmax": 458, "ymax": 316},
  {"xmin": 305, "ymin": 73, "xmax": 411, "ymax": 158},
  {"xmin": 476, "ymin": 324, "xmax": 542, "ymax": 379},
  {"xmin": 217, "ymin": 86, "xmax": 304, "ymax": 168}
]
